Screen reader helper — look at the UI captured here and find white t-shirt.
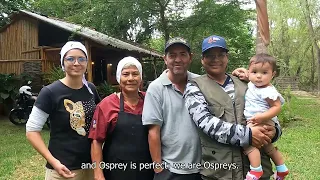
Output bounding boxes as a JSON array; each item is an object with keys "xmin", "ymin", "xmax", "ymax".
[{"xmin": 244, "ymin": 82, "xmax": 285, "ymax": 124}]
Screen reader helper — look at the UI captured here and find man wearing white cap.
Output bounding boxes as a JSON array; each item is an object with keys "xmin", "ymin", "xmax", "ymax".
[{"xmin": 26, "ymin": 41, "xmax": 100, "ymax": 180}]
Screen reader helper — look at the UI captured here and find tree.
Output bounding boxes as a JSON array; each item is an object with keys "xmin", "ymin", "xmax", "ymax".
[
  {"xmin": 171, "ymin": 0, "xmax": 255, "ymax": 73},
  {"xmin": 0, "ymin": 0, "xmax": 29, "ymax": 28}
]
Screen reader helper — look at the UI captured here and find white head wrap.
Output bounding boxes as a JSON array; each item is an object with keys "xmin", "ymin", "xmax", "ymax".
[
  {"xmin": 60, "ymin": 41, "xmax": 93, "ymax": 94},
  {"xmin": 116, "ymin": 56, "xmax": 142, "ymax": 84}
]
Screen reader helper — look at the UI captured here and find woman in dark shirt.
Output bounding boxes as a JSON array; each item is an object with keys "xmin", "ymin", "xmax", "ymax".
[
  {"xmin": 89, "ymin": 56, "xmax": 154, "ymax": 180},
  {"xmin": 26, "ymin": 41, "xmax": 100, "ymax": 180}
]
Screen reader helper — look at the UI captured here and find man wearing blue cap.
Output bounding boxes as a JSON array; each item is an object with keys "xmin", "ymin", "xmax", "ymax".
[{"xmin": 183, "ymin": 35, "xmax": 282, "ymax": 180}]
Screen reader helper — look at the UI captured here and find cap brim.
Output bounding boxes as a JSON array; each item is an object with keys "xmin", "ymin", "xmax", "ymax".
[{"xmin": 202, "ymin": 45, "xmax": 228, "ymax": 53}]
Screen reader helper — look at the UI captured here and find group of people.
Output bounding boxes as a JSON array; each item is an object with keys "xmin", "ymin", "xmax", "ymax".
[{"xmin": 25, "ymin": 35, "xmax": 289, "ymax": 180}]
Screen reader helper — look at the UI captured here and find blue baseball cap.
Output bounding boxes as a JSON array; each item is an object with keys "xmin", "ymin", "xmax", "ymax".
[{"xmin": 202, "ymin": 35, "xmax": 228, "ymax": 53}]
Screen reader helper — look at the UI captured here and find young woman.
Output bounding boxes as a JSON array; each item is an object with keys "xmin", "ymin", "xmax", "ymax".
[
  {"xmin": 89, "ymin": 56, "xmax": 154, "ymax": 180},
  {"xmin": 26, "ymin": 41, "xmax": 100, "ymax": 180}
]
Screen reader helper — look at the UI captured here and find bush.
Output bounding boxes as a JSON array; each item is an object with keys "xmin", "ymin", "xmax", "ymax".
[
  {"xmin": 96, "ymin": 81, "xmax": 117, "ymax": 99},
  {"xmin": 278, "ymin": 86, "xmax": 296, "ymax": 127},
  {"xmin": 43, "ymin": 67, "xmax": 65, "ymax": 85}
]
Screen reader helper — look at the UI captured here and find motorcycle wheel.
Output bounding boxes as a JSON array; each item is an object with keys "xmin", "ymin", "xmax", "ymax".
[{"xmin": 9, "ymin": 109, "xmax": 28, "ymax": 125}]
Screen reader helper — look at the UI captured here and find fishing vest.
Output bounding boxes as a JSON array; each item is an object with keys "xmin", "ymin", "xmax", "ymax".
[{"xmin": 190, "ymin": 74, "xmax": 247, "ymax": 180}]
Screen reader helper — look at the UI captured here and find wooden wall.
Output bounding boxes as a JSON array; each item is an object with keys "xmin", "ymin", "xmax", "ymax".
[
  {"xmin": 0, "ymin": 16, "xmax": 40, "ymax": 74},
  {"xmin": 0, "ymin": 16, "xmax": 39, "ymax": 60},
  {"xmin": 274, "ymin": 76, "xmax": 299, "ymax": 91}
]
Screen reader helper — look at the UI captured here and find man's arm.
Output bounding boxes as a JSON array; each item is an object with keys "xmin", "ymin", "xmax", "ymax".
[
  {"xmin": 142, "ymin": 84, "xmax": 164, "ymax": 173},
  {"xmin": 184, "ymin": 83, "xmax": 273, "ymax": 148},
  {"xmin": 147, "ymin": 125, "xmax": 163, "ymax": 173},
  {"xmin": 184, "ymin": 82, "xmax": 251, "ymax": 147}
]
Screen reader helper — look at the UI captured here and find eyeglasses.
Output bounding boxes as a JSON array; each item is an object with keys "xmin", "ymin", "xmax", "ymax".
[
  {"xmin": 64, "ymin": 56, "xmax": 88, "ymax": 65},
  {"xmin": 203, "ymin": 52, "xmax": 227, "ymax": 61}
]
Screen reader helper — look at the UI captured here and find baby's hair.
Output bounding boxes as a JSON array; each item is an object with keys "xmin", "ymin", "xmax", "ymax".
[{"xmin": 249, "ymin": 53, "xmax": 277, "ymax": 72}]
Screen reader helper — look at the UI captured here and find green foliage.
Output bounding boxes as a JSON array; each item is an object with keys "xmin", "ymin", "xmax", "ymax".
[
  {"xmin": 43, "ymin": 67, "xmax": 65, "ymax": 85},
  {"xmin": 267, "ymin": 0, "xmax": 320, "ymax": 90},
  {"xmin": 0, "ymin": 73, "xmax": 31, "ymax": 104},
  {"xmin": 278, "ymin": 86, "xmax": 299, "ymax": 127},
  {"xmin": 171, "ymin": 0, "xmax": 255, "ymax": 74},
  {"xmin": 96, "ymin": 81, "xmax": 117, "ymax": 99},
  {"xmin": 0, "ymin": 0, "xmax": 29, "ymax": 28}
]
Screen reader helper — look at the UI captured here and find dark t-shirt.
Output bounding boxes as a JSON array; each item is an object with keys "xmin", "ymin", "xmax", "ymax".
[{"xmin": 35, "ymin": 80, "xmax": 100, "ymax": 170}]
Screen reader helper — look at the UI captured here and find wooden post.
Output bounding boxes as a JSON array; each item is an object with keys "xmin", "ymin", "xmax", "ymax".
[
  {"xmin": 255, "ymin": 0, "xmax": 270, "ymax": 54},
  {"xmin": 256, "ymin": 25, "xmax": 268, "ymax": 54},
  {"xmin": 85, "ymin": 40, "xmax": 93, "ymax": 82},
  {"xmin": 40, "ymin": 47, "xmax": 45, "ymax": 72}
]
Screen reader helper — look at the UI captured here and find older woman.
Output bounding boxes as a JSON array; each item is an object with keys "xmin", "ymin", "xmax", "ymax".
[
  {"xmin": 89, "ymin": 56, "xmax": 154, "ymax": 180},
  {"xmin": 26, "ymin": 41, "xmax": 100, "ymax": 180}
]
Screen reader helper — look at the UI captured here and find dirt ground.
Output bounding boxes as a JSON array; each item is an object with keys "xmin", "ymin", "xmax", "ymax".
[{"xmin": 290, "ymin": 91, "xmax": 319, "ymax": 98}]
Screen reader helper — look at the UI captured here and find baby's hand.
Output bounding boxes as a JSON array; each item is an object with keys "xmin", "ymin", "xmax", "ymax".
[{"xmin": 249, "ymin": 113, "xmax": 264, "ymax": 124}]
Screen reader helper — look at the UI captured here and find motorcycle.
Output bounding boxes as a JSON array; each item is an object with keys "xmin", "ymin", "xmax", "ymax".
[{"xmin": 8, "ymin": 81, "xmax": 50, "ymax": 128}]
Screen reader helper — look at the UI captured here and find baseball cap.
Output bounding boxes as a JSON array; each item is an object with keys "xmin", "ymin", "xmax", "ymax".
[
  {"xmin": 164, "ymin": 37, "xmax": 191, "ymax": 53},
  {"xmin": 202, "ymin": 35, "xmax": 228, "ymax": 53}
]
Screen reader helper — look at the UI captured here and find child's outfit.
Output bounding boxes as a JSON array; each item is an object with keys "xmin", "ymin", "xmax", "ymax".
[{"xmin": 244, "ymin": 82, "xmax": 289, "ymax": 180}]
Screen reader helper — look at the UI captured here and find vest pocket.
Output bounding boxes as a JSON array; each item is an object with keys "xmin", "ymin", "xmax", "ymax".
[
  {"xmin": 200, "ymin": 143, "xmax": 233, "ymax": 179},
  {"xmin": 208, "ymin": 105, "xmax": 225, "ymax": 118}
]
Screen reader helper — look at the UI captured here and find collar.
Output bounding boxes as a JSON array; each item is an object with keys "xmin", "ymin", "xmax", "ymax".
[{"xmin": 159, "ymin": 69, "xmax": 196, "ymax": 86}]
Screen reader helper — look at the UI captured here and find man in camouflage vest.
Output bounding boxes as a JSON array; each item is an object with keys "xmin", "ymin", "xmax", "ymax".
[{"xmin": 184, "ymin": 35, "xmax": 282, "ymax": 180}]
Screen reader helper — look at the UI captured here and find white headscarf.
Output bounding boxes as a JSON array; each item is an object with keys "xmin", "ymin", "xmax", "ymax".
[
  {"xmin": 60, "ymin": 41, "xmax": 93, "ymax": 94},
  {"xmin": 116, "ymin": 56, "xmax": 142, "ymax": 84}
]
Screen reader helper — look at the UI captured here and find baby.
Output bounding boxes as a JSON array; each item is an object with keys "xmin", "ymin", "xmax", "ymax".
[{"xmin": 244, "ymin": 54, "xmax": 289, "ymax": 180}]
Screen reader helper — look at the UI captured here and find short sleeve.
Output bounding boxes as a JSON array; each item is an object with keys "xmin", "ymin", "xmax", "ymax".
[
  {"xmin": 88, "ymin": 105, "xmax": 107, "ymax": 142},
  {"xmin": 34, "ymin": 86, "xmax": 53, "ymax": 114},
  {"xmin": 260, "ymin": 86, "xmax": 285, "ymax": 105},
  {"xmin": 88, "ymin": 95, "xmax": 118, "ymax": 142},
  {"xmin": 142, "ymin": 85, "xmax": 163, "ymax": 126}
]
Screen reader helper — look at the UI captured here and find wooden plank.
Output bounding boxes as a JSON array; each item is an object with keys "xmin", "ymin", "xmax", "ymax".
[
  {"xmin": 0, "ymin": 59, "xmax": 42, "ymax": 62},
  {"xmin": 44, "ymin": 48, "xmax": 62, "ymax": 52},
  {"xmin": 21, "ymin": 49, "xmax": 41, "ymax": 54}
]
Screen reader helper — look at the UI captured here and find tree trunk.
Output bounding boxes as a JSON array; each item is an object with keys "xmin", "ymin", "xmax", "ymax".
[
  {"xmin": 310, "ymin": 46, "xmax": 315, "ymax": 90},
  {"xmin": 157, "ymin": 0, "xmax": 170, "ymax": 41},
  {"xmin": 302, "ymin": 0, "xmax": 320, "ymax": 94}
]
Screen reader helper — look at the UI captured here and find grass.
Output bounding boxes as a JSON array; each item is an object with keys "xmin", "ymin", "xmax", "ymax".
[
  {"xmin": 0, "ymin": 95, "xmax": 319, "ymax": 179},
  {"xmin": 0, "ymin": 119, "xmax": 50, "ymax": 180},
  {"xmin": 273, "ymin": 96, "xmax": 320, "ymax": 180}
]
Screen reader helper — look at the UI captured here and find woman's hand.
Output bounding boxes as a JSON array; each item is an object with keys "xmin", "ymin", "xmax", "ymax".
[{"xmin": 51, "ymin": 159, "xmax": 75, "ymax": 178}]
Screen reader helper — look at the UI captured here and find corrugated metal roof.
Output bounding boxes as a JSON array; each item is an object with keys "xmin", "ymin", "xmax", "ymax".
[{"xmin": 19, "ymin": 10, "xmax": 162, "ymax": 57}]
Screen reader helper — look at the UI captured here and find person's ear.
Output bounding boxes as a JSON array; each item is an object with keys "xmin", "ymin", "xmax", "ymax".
[
  {"xmin": 272, "ymin": 71, "xmax": 276, "ymax": 78},
  {"xmin": 163, "ymin": 54, "xmax": 168, "ymax": 65},
  {"xmin": 189, "ymin": 52, "xmax": 193, "ymax": 62},
  {"xmin": 201, "ymin": 58, "xmax": 205, "ymax": 66}
]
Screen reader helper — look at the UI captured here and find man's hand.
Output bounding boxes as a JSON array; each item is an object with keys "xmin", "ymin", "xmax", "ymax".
[
  {"xmin": 51, "ymin": 159, "xmax": 75, "ymax": 178},
  {"xmin": 232, "ymin": 68, "xmax": 249, "ymax": 81},
  {"xmin": 250, "ymin": 126, "xmax": 272, "ymax": 149},
  {"xmin": 262, "ymin": 124, "xmax": 276, "ymax": 140}
]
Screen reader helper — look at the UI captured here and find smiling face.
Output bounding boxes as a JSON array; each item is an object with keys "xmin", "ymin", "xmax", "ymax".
[
  {"xmin": 248, "ymin": 62, "xmax": 276, "ymax": 88},
  {"xmin": 201, "ymin": 47, "xmax": 228, "ymax": 77},
  {"xmin": 119, "ymin": 65, "xmax": 141, "ymax": 93},
  {"xmin": 63, "ymin": 49, "xmax": 88, "ymax": 78},
  {"xmin": 163, "ymin": 44, "xmax": 192, "ymax": 76}
]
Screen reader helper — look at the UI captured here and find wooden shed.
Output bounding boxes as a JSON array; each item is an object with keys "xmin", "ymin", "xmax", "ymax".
[{"xmin": 0, "ymin": 10, "xmax": 161, "ymax": 89}]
